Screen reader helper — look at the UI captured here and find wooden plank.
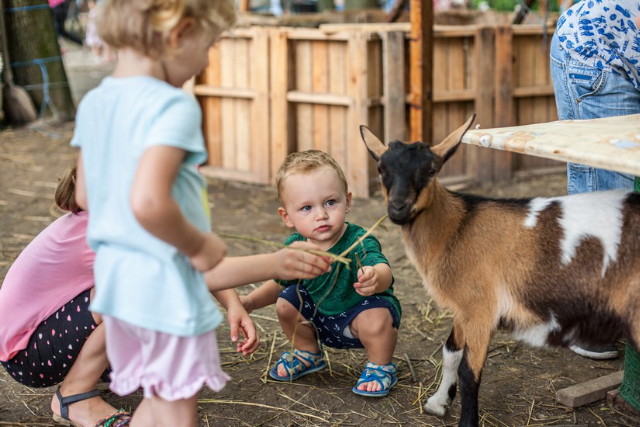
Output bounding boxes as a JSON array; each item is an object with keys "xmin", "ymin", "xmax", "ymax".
[
  {"xmin": 287, "ymin": 91, "xmax": 352, "ymax": 106},
  {"xmin": 512, "ymin": 24, "xmax": 555, "ymax": 36},
  {"xmin": 556, "ymin": 371, "xmax": 624, "ymax": 408},
  {"xmin": 219, "ymin": 39, "xmax": 236, "ymax": 170},
  {"xmin": 250, "ymin": 28, "xmax": 270, "ymax": 183},
  {"xmin": 312, "ymin": 40, "xmax": 330, "ymax": 152},
  {"xmin": 320, "ymin": 22, "xmax": 411, "ymax": 33},
  {"xmin": 382, "ymin": 31, "xmax": 406, "ymax": 142},
  {"xmin": 513, "ymin": 86, "xmax": 555, "ymax": 97},
  {"xmin": 295, "ymin": 40, "xmax": 313, "ymax": 151},
  {"xmin": 193, "ymin": 86, "xmax": 255, "ymax": 99},
  {"xmin": 203, "ymin": 46, "xmax": 222, "ymax": 167},
  {"xmin": 270, "ymin": 28, "xmax": 291, "ymax": 182},
  {"xmin": 235, "ymin": 37, "xmax": 250, "ymax": 172},
  {"xmin": 493, "ymin": 25, "xmax": 514, "ymax": 180},
  {"xmin": 461, "ymin": 114, "xmax": 640, "ymax": 176},
  {"xmin": 286, "ymin": 28, "xmax": 353, "ymax": 41},
  {"xmin": 328, "ymin": 40, "xmax": 348, "ymax": 169},
  {"xmin": 347, "ymin": 31, "xmax": 371, "ymax": 198}
]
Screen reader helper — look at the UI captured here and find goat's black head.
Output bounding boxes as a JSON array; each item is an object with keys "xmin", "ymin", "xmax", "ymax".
[{"xmin": 360, "ymin": 115, "xmax": 476, "ymax": 225}]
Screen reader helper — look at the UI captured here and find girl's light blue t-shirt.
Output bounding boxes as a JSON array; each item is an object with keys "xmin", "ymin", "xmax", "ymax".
[
  {"xmin": 71, "ymin": 76, "xmax": 223, "ymax": 336},
  {"xmin": 556, "ymin": 0, "xmax": 640, "ymax": 90}
]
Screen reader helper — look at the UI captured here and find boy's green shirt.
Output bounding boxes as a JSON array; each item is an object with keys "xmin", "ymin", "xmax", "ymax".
[{"xmin": 277, "ymin": 222, "xmax": 402, "ymax": 323}]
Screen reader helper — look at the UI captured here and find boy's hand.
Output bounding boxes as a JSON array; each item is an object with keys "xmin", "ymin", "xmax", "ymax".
[
  {"xmin": 274, "ymin": 241, "xmax": 332, "ymax": 280},
  {"xmin": 353, "ymin": 266, "xmax": 379, "ymax": 296},
  {"xmin": 190, "ymin": 233, "xmax": 227, "ymax": 272}
]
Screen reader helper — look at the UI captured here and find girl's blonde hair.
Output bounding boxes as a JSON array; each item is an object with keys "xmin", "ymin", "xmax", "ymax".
[
  {"xmin": 97, "ymin": 0, "xmax": 236, "ymax": 58},
  {"xmin": 54, "ymin": 166, "xmax": 82, "ymax": 214},
  {"xmin": 276, "ymin": 150, "xmax": 349, "ymax": 201}
]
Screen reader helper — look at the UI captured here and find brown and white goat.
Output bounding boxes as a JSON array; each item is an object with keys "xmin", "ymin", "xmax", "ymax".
[{"xmin": 360, "ymin": 115, "xmax": 640, "ymax": 427}]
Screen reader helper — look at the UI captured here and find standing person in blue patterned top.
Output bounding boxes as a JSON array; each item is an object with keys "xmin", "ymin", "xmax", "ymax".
[
  {"xmin": 550, "ymin": 0, "xmax": 640, "ymax": 360},
  {"xmin": 551, "ymin": 0, "xmax": 640, "ymax": 195},
  {"xmin": 240, "ymin": 150, "xmax": 402, "ymax": 397}
]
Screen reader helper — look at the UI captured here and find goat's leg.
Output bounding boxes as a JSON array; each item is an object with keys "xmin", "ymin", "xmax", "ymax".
[
  {"xmin": 425, "ymin": 324, "xmax": 464, "ymax": 416},
  {"xmin": 457, "ymin": 323, "xmax": 491, "ymax": 427}
]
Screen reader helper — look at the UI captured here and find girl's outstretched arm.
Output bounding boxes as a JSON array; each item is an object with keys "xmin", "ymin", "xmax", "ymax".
[
  {"xmin": 204, "ymin": 241, "xmax": 331, "ymax": 291},
  {"xmin": 130, "ymin": 145, "xmax": 226, "ymax": 271}
]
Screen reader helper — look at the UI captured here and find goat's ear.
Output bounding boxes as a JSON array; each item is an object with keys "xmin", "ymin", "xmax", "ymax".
[
  {"xmin": 360, "ymin": 125, "xmax": 386, "ymax": 161},
  {"xmin": 431, "ymin": 114, "xmax": 476, "ymax": 164}
]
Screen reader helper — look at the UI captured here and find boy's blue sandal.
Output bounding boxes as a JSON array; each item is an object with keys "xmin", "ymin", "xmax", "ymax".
[
  {"xmin": 269, "ymin": 349, "xmax": 327, "ymax": 381},
  {"xmin": 352, "ymin": 361, "xmax": 398, "ymax": 397}
]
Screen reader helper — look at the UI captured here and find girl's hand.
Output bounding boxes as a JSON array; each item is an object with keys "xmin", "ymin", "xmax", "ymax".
[
  {"xmin": 226, "ymin": 304, "xmax": 259, "ymax": 356},
  {"xmin": 353, "ymin": 266, "xmax": 379, "ymax": 296},
  {"xmin": 190, "ymin": 232, "xmax": 227, "ymax": 272},
  {"xmin": 273, "ymin": 241, "xmax": 332, "ymax": 280}
]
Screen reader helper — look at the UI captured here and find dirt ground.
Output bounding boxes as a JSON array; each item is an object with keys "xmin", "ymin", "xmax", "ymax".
[{"xmin": 1, "ymin": 123, "xmax": 638, "ymax": 426}]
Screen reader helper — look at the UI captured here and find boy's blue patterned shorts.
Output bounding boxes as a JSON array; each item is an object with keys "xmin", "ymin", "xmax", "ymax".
[{"xmin": 278, "ymin": 284, "xmax": 400, "ymax": 349}]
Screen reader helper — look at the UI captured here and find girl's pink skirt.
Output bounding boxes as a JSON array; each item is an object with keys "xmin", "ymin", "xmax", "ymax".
[{"xmin": 103, "ymin": 316, "xmax": 230, "ymax": 400}]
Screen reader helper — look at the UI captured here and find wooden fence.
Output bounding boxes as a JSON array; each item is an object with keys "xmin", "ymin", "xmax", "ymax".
[{"xmin": 192, "ymin": 23, "xmax": 559, "ymax": 198}]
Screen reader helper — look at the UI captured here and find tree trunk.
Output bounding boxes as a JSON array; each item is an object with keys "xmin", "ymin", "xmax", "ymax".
[{"xmin": 5, "ymin": 0, "xmax": 75, "ymax": 121}]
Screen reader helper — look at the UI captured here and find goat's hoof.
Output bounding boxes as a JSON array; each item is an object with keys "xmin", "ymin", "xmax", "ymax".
[{"xmin": 424, "ymin": 397, "xmax": 449, "ymax": 417}]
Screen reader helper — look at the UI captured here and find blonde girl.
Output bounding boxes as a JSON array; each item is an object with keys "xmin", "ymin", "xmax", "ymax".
[{"xmin": 71, "ymin": 1, "xmax": 242, "ymax": 425}]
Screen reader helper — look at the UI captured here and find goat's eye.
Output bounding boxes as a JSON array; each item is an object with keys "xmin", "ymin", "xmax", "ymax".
[{"xmin": 427, "ymin": 168, "xmax": 437, "ymax": 177}]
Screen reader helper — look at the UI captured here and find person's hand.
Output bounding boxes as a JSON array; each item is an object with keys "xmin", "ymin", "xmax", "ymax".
[
  {"xmin": 226, "ymin": 303, "xmax": 259, "ymax": 356},
  {"xmin": 273, "ymin": 241, "xmax": 332, "ymax": 280},
  {"xmin": 190, "ymin": 232, "xmax": 227, "ymax": 272},
  {"xmin": 353, "ymin": 266, "xmax": 379, "ymax": 296}
]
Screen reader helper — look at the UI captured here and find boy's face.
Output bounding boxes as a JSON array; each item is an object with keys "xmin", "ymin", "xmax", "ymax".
[{"xmin": 278, "ymin": 166, "xmax": 352, "ymax": 250}]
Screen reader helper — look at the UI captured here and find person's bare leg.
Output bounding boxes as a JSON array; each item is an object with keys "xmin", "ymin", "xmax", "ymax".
[
  {"xmin": 130, "ymin": 395, "xmax": 198, "ymax": 427},
  {"xmin": 51, "ymin": 290, "xmax": 119, "ymax": 426},
  {"xmin": 50, "ymin": 322, "xmax": 120, "ymax": 426},
  {"xmin": 275, "ymin": 298, "xmax": 319, "ymax": 377},
  {"xmin": 350, "ymin": 308, "xmax": 397, "ymax": 392}
]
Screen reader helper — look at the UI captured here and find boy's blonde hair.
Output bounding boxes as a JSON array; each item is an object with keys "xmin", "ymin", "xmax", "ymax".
[
  {"xmin": 276, "ymin": 150, "xmax": 349, "ymax": 201},
  {"xmin": 97, "ymin": 0, "xmax": 236, "ymax": 59}
]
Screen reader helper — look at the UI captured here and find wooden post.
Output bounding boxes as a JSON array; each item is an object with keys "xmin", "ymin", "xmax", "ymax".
[
  {"xmin": 250, "ymin": 28, "xmax": 270, "ymax": 183},
  {"xmin": 239, "ymin": 0, "xmax": 250, "ymax": 12},
  {"xmin": 347, "ymin": 31, "xmax": 371, "ymax": 198},
  {"xmin": 493, "ymin": 25, "xmax": 513, "ymax": 180},
  {"xmin": 382, "ymin": 31, "xmax": 406, "ymax": 143},
  {"xmin": 472, "ymin": 26, "xmax": 495, "ymax": 182},
  {"xmin": 408, "ymin": 0, "xmax": 432, "ymax": 142},
  {"xmin": 270, "ymin": 28, "xmax": 291, "ymax": 182}
]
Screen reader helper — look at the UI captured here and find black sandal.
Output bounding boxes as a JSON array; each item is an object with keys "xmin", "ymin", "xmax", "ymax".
[
  {"xmin": 53, "ymin": 388, "xmax": 100, "ymax": 426},
  {"xmin": 52, "ymin": 388, "xmax": 130, "ymax": 427}
]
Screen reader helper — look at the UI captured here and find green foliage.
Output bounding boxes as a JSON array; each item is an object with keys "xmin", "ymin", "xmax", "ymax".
[{"xmin": 470, "ymin": 0, "xmax": 561, "ymax": 12}]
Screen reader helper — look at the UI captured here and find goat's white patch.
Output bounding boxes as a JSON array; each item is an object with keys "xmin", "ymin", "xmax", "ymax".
[
  {"xmin": 524, "ymin": 191, "xmax": 626, "ymax": 276},
  {"xmin": 425, "ymin": 346, "xmax": 463, "ymax": 416},
  {"xmin": 512, "ymin": 316, "xmax": 560, "ymax": 347}
]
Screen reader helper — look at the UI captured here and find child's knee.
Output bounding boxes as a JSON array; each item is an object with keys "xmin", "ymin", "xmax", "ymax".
[
  {"xmin": 275, "ymin": 297, "xmax": 300, "ymax": 320},
  {"xmin": 353, "ymin": 308, "xmax": 394, "ymax": 336}
]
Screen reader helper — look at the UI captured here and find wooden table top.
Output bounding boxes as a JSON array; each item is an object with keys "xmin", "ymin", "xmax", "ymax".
[{"xmin": 462, "ymin": 114, "xmax": 640, "ymax": 176}]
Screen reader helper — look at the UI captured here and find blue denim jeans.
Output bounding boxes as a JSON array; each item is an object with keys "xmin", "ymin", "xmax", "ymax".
[{"xmin": 550, "ymin": 32, "xmax": 640, "ymax": 194}]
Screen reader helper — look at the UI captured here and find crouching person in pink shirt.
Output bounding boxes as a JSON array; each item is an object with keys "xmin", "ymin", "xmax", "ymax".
[{"xmin": 0, "ymin": 166, "xmax": 131, "ymax": 426}]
